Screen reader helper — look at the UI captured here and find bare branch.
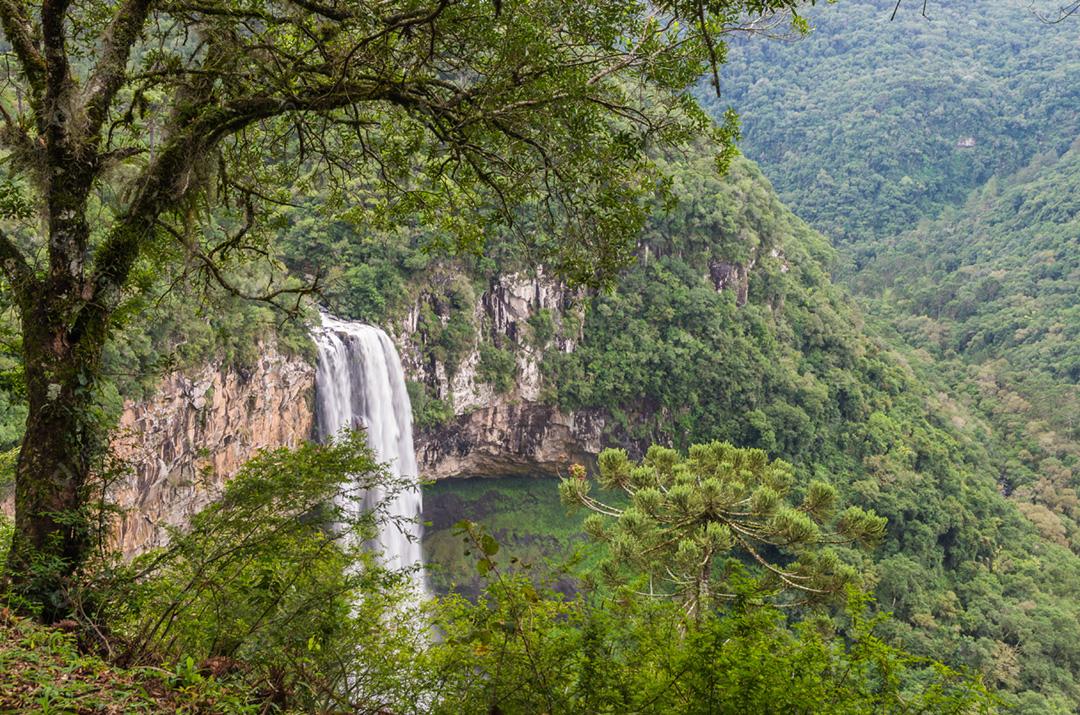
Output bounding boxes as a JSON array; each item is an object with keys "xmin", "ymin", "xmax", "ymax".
[{"xmin": 1033, "ymin": 0, "xmax": 1080, "ymax": 23}]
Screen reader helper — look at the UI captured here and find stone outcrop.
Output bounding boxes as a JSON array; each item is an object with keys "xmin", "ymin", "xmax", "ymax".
[
  {"xmin": 3, "ymin": 266, "xmax": 600, "ymax": 557},
  {"xmin": 110, "ymin": 346, "xmax": 314, "ymax": 557},
  {"xmin": 708, "ymin": 259, "xmax": 751, "ymax": 306},
  {"xmin": 394, "ymin": 268, "xmax": 606, "ymax": 480},
  {"xmin": 708, "ymin": 247, "xmax": 788, "ymax": 307},
  {"xmin": 417, "ymin": 403, "xmax": 604, "ymax": 480}
]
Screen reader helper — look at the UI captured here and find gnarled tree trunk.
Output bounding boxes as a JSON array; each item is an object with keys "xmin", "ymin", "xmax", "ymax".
[{"xmin": 4, "ymin": 286, "xmax": 109, "ymax": 620}]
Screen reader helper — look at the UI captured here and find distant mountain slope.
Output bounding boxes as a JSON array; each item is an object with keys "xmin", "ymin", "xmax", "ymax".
[
  {"xmin": 855, "ymin": 141, "xmax": 1080, "ymax": 548},
  {"xmin": 712, "ymin": 0, "xmax": 1080, "ymax": 246}
]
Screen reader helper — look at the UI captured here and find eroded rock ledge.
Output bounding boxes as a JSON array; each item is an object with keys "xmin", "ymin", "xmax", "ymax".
[
  {"xmin": 416, "ymin": 403, "xmax": 604, "ymax": 480},
  {"xmin": 4, "ymin": 270, "xmax": 605, "ymax": 557},
  {"xmin": 397, "ymin": 268, "xmax": 606, "ymax": 480}
]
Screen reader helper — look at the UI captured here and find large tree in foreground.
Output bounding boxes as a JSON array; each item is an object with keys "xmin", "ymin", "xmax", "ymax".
[{"xmin": 0, "ymin": 0, "xmax": 813, "ymax": 617}]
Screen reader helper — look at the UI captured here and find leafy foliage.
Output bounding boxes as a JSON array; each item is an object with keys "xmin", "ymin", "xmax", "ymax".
[
  {"xmin": 714, "ymin": 0, "xmax": 1080, "ymax": 246},
  {"xmin": 84, "ymin": 435, "xmax": 429, "ymax": 711},
  {"xmin": 407, "ymin": 380, "xmax": 456, "ymax": 431},
  {"xmin": 0, "ymin": 511, "xmax": 11, "ymax": 579},
  {"xmin": 399, "ymin": 145, "xmax": 1080, "ymax": 709},
  {"xmin": 698, "ymin": 9, "xmax": 1080, "ymax": 707},
  {"xmin": 561, "ymin": 444, "xmax": 885, "ymax": 615},
  {"xmin": 419, "ymin": 522, "xmax": 995, "ymax": 714},
  {"xmin": 0, "ymin": 610, "xmax": 257, "ymax": 714},
  {"xmin": 0, "ymin": 0, "xmax": 820, "ymax": 615},
  {"xmin": 854, "ymin": 144, "xmax": 1080, "ymax": 550},
  {"xmin": 477, "ymin": 344, "xmax": 518, "ymax": 394}
]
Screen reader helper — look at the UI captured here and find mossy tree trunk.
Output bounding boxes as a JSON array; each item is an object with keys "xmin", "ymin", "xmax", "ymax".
[{"xmin": 6, "ymin": 299, "xmax": 105, "ymax": 619}]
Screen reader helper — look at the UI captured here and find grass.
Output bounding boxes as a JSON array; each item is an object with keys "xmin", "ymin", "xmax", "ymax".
[{"xmin": 0, "ymin": 608, "xmax": 255, "ymax": 714}]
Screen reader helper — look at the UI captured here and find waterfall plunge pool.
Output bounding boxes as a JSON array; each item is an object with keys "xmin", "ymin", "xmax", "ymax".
[{"xmin": 421, "ymin": 475, "xmax": 607, "ymax": 599}]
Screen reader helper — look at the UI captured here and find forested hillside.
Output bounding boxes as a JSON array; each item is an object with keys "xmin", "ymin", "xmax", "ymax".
[
  {"xmin": 714, "ymin": 0, "xmax": 1080, "ymax": 246},
  {"xmin": 1, "ymin": 0, "xmax": 1077, "ymax": 710},
  {"xmin": 702, "ymin": 3, "xmax": 1080, "ymax": 710},
  {"xmin": 1, "ymin": 131, "xmax": 1073, "ymax": 706},
  {"xmin": 275, "ymin": 145, "xmax": 1080, "ymax": 711},
  {"xmin": 855, "ymin": 143, "xmax": 1080, "ymax": 550},
  {"xmin": 541, "ymin": 158, "xmax": 1080, "ymax": 712}
]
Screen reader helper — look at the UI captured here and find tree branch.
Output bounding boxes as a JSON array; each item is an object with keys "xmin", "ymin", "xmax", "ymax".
[
  {"xmin": 74, "ymin": 79, "xmax": 392, "ymax": 341},
  {"xmin": 284, "ymin": 0, "xmax": 353, "ymax": 21},
  {"xmin": 40, "ymin": 0, "xmax": 74, "ymax": 112},
  {"xmin": 0, "ymin": 227, "xmax": 37, "ymax": 302},
  {"xmin": 83, "ymin": 0, "xmax": 156, "ymax": 139},
  {"xmin": 0, "ymin": 0, "xmax": 46, "ymax": 97},
  {"xmin": 1034, "ymin": 0, "xmax": 1080, "ymax": 23},
  {"xmin": 0, "ymin": 100, "xmax": 42, "ymax": 178}
]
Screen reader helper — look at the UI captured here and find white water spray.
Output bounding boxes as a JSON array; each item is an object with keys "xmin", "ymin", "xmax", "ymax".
[{"xmin": 312, "ymin": 313, "xmax": 426, "ymax": 596}]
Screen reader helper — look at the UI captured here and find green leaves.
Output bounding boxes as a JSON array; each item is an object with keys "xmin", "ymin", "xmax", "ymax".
[
  {"xmin": 562, "ymin": 440, "xmax": 886, "ymax": 614},
  {"xmin": 95, "ymin": 437, "xmax": 424, "ymax": 707},
  {"xmin": 801, "ymin": 479, "xmax": 837, "ymax": 520},
  {"xmin": 0, "ymin": 180, "xmax": 34, "ymax": 221},
  {"xmin": 481, "ymin": 532, "xmax": 501, "ymax": 557},
  {"xmin": 835, "ymin": 506, "xmax": 887, "ymax": 548},
  {"xmin": 596, "ymin": 448, "xmax": 632, "ymax": 488},
  {"xmin": 452, "ymin": 519, "xmax": 502, "ymax": 578}
]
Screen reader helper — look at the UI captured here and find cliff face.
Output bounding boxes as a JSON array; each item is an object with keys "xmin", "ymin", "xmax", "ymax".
[
  {"xmin": 110, "ymin": 346, "xmax": 314, "ymax": 557},
  {"xmin": 394, "ymin": 269, "xmax": 606, "ymax": 480},
  {"xmin": 11, "ymin": 272, "xmax": 598, "ymax": 557},
  {"xmin": 9, "ymin": 270, "xmax": 606, "ymax": 559},
  {"xmin": 416, "ymin": 402, "xmax": 604, "ymax": 479},
  {"xmin": 6, "ymin": 256, "xmax": 775, "ymax": 556}
]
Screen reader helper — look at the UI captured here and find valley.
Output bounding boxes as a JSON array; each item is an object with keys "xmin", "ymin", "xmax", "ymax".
[{"xmin": 0, "ymin": 1, "xmax": 1076, "ymax": 711}]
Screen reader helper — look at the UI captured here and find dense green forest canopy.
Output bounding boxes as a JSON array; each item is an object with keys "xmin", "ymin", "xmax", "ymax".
[
  {"xmin": 0, "ymin": 0, "xmax": 1077, "ymax": 711},
  {"xmin": 697, "ymin": 4, "xmax": 1080, "ymax": 709},
  {"xmin": 709, "ymin": 0, "xmax": 1079, "ymax": 553},
  {"xmin": 0, "ymin": 87, "xmax": 1074, "ymax": 715},
  {"xmin": 0, "ymin": 0, "xmax": 813, "ymax": 616},
  {"xmin": 714, "ymin": 0, "xmax": 1080, "ymax": 247},
  {"xmin": 855, "ymin": 143, "xmax": 1080, "ymax": 550},
  {"xmin": 271, "ymin": 142, "xmax": 1080, "ymax": 711}
]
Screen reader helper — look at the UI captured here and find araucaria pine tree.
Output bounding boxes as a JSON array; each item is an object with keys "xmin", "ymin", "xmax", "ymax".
[{"xmin": 560, "ymin": 442, "xmax": 887, "ymax": 618}]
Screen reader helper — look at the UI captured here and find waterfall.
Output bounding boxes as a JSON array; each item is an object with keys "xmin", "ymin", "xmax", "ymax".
[{"xmin": 312, "ymin": 313, "xmax": 426, "ymax": 595}]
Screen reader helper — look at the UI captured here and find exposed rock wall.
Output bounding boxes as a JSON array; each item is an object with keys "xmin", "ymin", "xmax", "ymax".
[
  {"xmin": 110, "ymin": 346, "xmax": 314, "ymax": 557},
  {"xmin": 708, "ymin": 247, "xmax": 788, "ymax": 307},
  {"xmin": 4, "ymin": 268, "xmax": 598, "ymax": 557},
  {"xmin": 395, "ymin": 268, "xmax": 606, "ymax": 479},
  {"xmin": 417, "ymin": 403, "xmax": 604, "ymax": 480}
]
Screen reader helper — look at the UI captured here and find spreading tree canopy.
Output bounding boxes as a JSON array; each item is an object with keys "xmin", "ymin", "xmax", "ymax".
[{"xmin": 0, "ymin": 0, "xmax": 817, "ymax": 618}]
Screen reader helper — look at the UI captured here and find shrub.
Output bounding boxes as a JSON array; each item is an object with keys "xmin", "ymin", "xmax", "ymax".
[
  {"xmin": 407, "ymin": 380, "xmax": 456, "ymax": 430},
  {"xmin": 87, "ymin": 434, "xmax": 430, "ymax": 711},
  {"xmin": 477, "ymin": 344, "xmax": 517, "ymax": 394}
]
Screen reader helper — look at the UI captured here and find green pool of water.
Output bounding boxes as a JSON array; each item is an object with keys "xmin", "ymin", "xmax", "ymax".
[{"xmin": 421, "ymin": 474, "xmax": 601, "ymax": 597}]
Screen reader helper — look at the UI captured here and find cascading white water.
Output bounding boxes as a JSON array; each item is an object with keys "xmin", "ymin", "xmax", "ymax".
[{"xmin": 313, "ymin": 313, "xmax": 426, "ymax": 596}]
